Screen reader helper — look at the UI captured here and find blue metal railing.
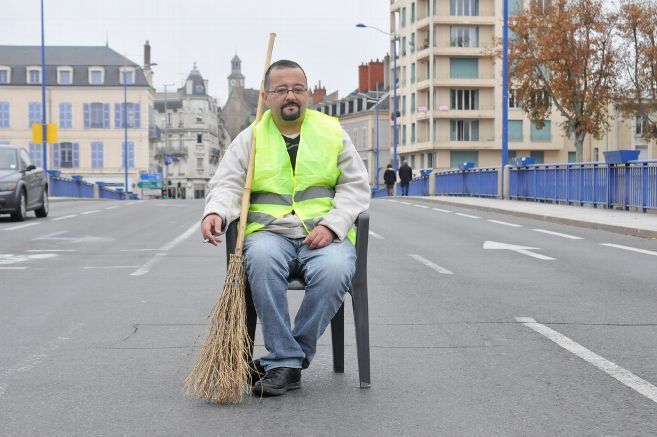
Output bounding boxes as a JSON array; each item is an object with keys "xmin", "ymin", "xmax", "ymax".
[
  {"xmin": 396, "ymin": 176, "xmax": 430, "ymax": 196},
  {"xmin": 435, "ymin": 167, "xmax": 499, "ymax": 198},
  {"xmin": 50, "ymin": 176, "xmax": 94, "ymax": 198},
  {"xmin": 98, "ymin": 184, "xmax": 124, "ymax": 200},
  {"xmin": 510, "ymin": 160, "xmax": 657, "ymax": 211}
]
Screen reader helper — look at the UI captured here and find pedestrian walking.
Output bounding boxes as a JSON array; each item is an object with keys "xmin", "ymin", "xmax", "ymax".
[
  {"xmin": 383, "ymin": 164, "xmax": 396, "ymax": 196},
  {"xmin": 398, "ymin": 161, "xmax": 413, "ymax": 196}
]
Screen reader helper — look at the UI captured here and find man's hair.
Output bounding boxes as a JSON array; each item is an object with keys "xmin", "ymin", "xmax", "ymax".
[{"xmin": 264, "ymin": 60, "xmax": 307, "ymax": 90}]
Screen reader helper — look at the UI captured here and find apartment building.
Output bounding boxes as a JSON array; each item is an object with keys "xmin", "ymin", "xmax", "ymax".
[{"xmin": 0, "ymin": 44, "xmax": 156, "ymax": 191}]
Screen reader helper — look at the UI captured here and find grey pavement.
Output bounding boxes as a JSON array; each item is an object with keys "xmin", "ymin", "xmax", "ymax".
[
  {"xmin": 408, "ymin": 195, "xmax": 657, "ymax": 239},
  {"xmin": 1, "ymin": 198, "xmax": 657, "ymax": 436}
]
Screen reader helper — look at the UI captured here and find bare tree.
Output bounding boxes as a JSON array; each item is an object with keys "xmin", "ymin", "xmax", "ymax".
[
  {"xmin": 509, "ymin": 0, "xmax": 618, "ymax": 161},
  {"xmin": 617, "ymin": 0, "xmax": 657, "ymax": 141}
]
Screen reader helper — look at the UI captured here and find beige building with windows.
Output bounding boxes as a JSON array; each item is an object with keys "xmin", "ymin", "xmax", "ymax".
[
  {"xmin": 389, "ymin": 0, "xmax": 655, "ymax": 170},
  {"xmin": 0, "ymin": 44, "xmax": 156, "ymax": 192}
]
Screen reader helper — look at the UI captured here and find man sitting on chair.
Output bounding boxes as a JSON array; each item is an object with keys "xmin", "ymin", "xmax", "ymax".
[{"xmin": 201, "ymin": 60, "xmax": 370, "ymax": 397}]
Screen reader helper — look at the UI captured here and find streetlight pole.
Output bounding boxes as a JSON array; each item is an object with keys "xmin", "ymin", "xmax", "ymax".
[
  {"xmin": 356, "ymin": 22, "xmax": 398, "ymax": 171},
  {"xmin": 123, "ymin": 62, "xmax": 128, "ymax": 200},
  {"xmin": 502, "ymin": 0, "xmax": 509, "ymax": 198},
  {"xmin": 40, "ymin": 0, "xmax": 47, "ymax": 174},
  {"xmin": 162, "ymin": 83, "xmax": 175, "ymax": 199}
]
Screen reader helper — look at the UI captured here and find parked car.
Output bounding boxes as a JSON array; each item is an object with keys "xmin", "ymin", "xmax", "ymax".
[{"xmin": 0, "ymin": 144, "xmax": 48, "ymax": 221}]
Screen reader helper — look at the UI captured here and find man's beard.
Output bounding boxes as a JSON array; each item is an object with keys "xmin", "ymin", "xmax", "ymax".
[{"xmin": 280, "ymin": 102, "xmax": 301, "ymax": 121}]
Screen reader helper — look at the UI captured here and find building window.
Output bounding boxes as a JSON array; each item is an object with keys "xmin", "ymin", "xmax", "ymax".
[
  {"xmin": 450, "ymin": 119, "xmax": 479, "ymax": 141},
  {"xmin": 57, "ymin": 67, "xmax": 73, "ymax": 85},
  {"xmin": 451, "ymin": 0, "xmax": 479, "ymax": 16},
  {"xmin": 115, "ymin": 103, "xmax": 141, "ymax": 128},
  {"xmin": 120, "ymin": 68, "xmax": 135, "ymax": 85},
  {"xmin": 411, "ymin": 123, "xmax": 416, "ymax": 143},
  {"xmin": 411, "ymin": 63, "xmax": 416, "ymax": 83},
  {"xmin": 402, "ymin": 7, "xmax": 406, "ymax": 26},
  {"xmin": 450, "ymin": 58, "xmax": 478, "ymax": 79},
  {"xmin": 411, "ymin": 2, "xmax": 416, "ymax": 22},
  {"xmin": 530, "ymin": 150, "xmax": 545, "ymax": 164},
  {"xmin": 450, "ymin": 26, "xmax": 479, "ymax": 47},
  {"xmin": 508, "ymin": 120, "xmax": 523, "ymax": 141},
  {"xmin": 402, "ymin": 96, "xmax": 407, "ymax": 115},
  {"xmin": 89, "ymin": 68, "xmax": 104, "ymax": 85},
  {"xmin": 91, "ymin": 141, "xmax": 104, "ymax": 168},
  {"xmin": 402, "ymin": 125, "xmax": 407, "ymax": 144},
  {"xmin": 28, "ymin": 143, "xmax": 42, "ymax": 167},
  {"xmin": 450, "ymin": 89, "xmax": 479, "ymax": 110},
  {"xmin": 411, "ymin": 93, "xmax": 416, "ymax": 113},
  {"xmin": 0, "ymin": 67, "xmax": 11, "ymax": 84},
  {"xmin": 450, "ymin": 150, "xmax": 479, "ymax": 168},
  {"xmin": 85, "ymin": 103, "xmax": 108, "ymax": 129},
  {"xmin": 510, "ymin": 0, "xmax": 524, "ymax": 15},
  {"xmin": 427, "ymin": 152, "xmax": 434, "ymax": 168},
  {"xmin": 410, "ymin": 33, "xmax": 416, "ymax": 52},
  {"xmin": 509, "ymin": 89, "xmax": 521, "ymax": 108},
  {"xmin": 197, "ymin": 134, "xmax": 203, "ymax": 144},
  {"xmin": 432, "ymin": 119, "xmax": 438, "ymax": 141},
  {"xmin": 166, "ymin": 112, "xmax": 172, "ymax": 128},
  {"xmin": 56, "ymin": 142, "xmax": 78, "ymax": 168},
  {"xmin": 59, "ymin": 103, "xmax": 72, "ymax": 129},
  {"xmin": 530, "ymin": 120, "xmax": 551, "ymax": 141},
  {"xmin": 0, "ymin": 102, "xmax": 9, "ymax": 128},
  {"xmin": 568, "ymin": 151, "xmax": 577, "ymax": 162},
  {"xmin": 27, "ymin": 68, "xmax": 41, "ymax": 84},
  {"xmin": 121, "ymin": 141, "xmax": 135, "ymax": 168},
  {"xmin": 28, "ymin": 102, "xmax": 41, "ymax": 127},
  {"xmin": 197, "ymin": 157, "xmax": 204, "ymax": 170},
  {"xmin": 635, "ymin": 115, "xmax": 644, "ymax": 136}
]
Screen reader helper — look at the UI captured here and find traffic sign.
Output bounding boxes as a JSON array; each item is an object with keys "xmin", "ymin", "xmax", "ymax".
[
  {"xmin": 139, "ymin": 173, "xmax": 162, "ymax": 181},
  {"xmin": 137, "ymin": 181, "xmax": 162, "ymax": 188}
]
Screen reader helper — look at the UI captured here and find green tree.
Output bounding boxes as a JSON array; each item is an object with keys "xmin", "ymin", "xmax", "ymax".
[{"xmin": 509, "ymin": 0, "xmax": 618, "ymax": 161}]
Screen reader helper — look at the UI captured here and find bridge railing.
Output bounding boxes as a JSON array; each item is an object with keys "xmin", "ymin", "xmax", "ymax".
[
  {"xmin": 49, "ymin": 175, "xmax": 95, "ymax": 198},
  {"xmin": 510, "ymin": 160, "xmax": 657, "ymax": 211},
  {"xmin": 435, "ymin": 167, "xmax": 499, "ymax": 198}
]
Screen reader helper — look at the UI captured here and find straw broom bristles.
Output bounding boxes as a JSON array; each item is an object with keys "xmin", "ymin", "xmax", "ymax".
[{"xmin": 184, "ymin": 253, "xmax": 252, "ymax": 403}]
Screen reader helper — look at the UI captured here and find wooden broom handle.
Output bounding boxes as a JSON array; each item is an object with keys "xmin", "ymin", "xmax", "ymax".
[{"xmin": 234, "ymin": 32, "xmax": 276, "ymax": 255}]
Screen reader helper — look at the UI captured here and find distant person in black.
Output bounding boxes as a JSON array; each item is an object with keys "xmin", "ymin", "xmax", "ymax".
[
  {"xmin": 398, "ymin": 161, "xmax": 413, "ymax": 196},
  {"xmin": 383, "ymin": 164, "xmax": 396, "ymax": 196}
]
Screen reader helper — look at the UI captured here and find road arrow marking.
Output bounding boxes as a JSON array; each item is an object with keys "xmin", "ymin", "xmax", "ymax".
[
  {"xmin": 483, "ymin": 241, "xmax": 555, "ymax": 260},
  {"xmin": 408, "ymin": 254, "xmax": 454, "ymax": 274}
]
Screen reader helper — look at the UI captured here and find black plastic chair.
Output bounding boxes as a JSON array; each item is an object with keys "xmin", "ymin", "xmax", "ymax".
[{"xmin": 225, "ymin": 212, "xmax": 371, "ymax": 388}]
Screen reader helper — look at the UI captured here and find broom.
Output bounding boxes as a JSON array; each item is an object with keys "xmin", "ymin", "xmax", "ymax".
[{"xmin": 185, "ymin": 32, "xmax": 276, "ymax": 403}]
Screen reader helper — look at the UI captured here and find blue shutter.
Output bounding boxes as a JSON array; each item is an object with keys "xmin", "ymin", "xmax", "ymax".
[
  {"xmin": 84, "ymin": 103, "xmax": 90, "ymax": 129},
  {"xmin": 72, "ymin": 143, "xmax": 79, "ymax": 168},
  {"xmin": 53, "ymin": 143, "xmax": 60, "ymax": 167},
  {"xmin": 134, "ymin": 103, "xmax": 141, "ymax": 128},
  {"xmin": 115, "ymin": 103, "xmax": 121, "ymax": 128},
  {"xmin": 129, "ymin": 141, "xmax": 135, "ymax": 168},
  {"xmin": 103, "ymin": 103, "xmax": 110, "ymax": 128},
  {"xmin": 98, "ymin": 142, "xmax": 104, "ymax": 168}
]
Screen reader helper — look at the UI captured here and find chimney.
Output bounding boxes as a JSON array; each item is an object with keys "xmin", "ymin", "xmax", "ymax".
[
  {"xmin": 358, "ymin": 63, "xmax": 369, "ymax": 93},
  {"xmin": 368, "ymin": 59, "xmax": 384, "ymax": 92},
  {"xmin": 312, "ymin": 80, "xmax": 327, "ymax": 104},
  {"xmin": 144, "ymin": 40, "xmax": 151, "ymax": 69}
]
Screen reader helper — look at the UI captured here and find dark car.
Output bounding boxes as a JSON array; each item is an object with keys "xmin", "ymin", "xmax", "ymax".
[{"xmin": 0, "ymin": 144, "xmax": 49, "ymax": 221}]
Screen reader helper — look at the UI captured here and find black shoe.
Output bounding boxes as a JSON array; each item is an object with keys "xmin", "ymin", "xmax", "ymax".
[
  {"xmin": 252, "ymin": 367, "xmax": 301, "ymax": 397},
  {"xmin": 249, "ymin": 359, "xmax": 265, "ymax": 387}
]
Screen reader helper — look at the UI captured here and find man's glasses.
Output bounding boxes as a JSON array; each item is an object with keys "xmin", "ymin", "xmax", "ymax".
[{"xmin": 267, "ymin": 86, "xmax": 308, "ymax": 96}]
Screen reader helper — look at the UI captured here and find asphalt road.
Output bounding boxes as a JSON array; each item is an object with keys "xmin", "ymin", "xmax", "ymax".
[{"xmin": 1, "ymin": 198, "xmax": 656, "ymax": 436}]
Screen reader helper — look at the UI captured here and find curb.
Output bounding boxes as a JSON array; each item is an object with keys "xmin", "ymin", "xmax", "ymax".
[{"xmin": 402, "ymin": 196, "xmax": 657, "ymax": 240}]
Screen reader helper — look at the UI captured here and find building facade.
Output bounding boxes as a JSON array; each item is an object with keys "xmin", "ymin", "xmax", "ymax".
[
  {"xmin": 153, "ymin": 64, "xmax": 230, "ymax": 199},
  {"xmin": 389, "ymin": 0, "xmax": 655, "ymax": 170},
  {"xmin": 0, "ymin": 44, "xmax": 155, "ymax": 191},
  {"xmin": 221, "ymin": 55, "xmax": 260, "ymax": 140}
]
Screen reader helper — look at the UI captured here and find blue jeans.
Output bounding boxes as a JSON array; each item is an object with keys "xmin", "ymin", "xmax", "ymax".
[{"xmin": 244, "ymin": 231, "xmax": 356, "ymax": 371}]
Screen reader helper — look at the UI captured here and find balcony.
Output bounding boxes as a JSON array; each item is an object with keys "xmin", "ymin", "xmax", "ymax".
[
  {"xmin": 154, "ymin": 143, "xmax": 188, "ymax": 159},
  {"xmin": 432, "ymin": 15, "xmax": 496, "ymax": 26},
  {"xmin": 431, "ymin": 105, "xmax": 496, "ymax": 119},
  {"xmin": 433, "ymin": 76, "xmax": 496, "ymax": 88},
  {"xmin": 433, "ymin": 136, "xmax": 498, "ymax": 149}
]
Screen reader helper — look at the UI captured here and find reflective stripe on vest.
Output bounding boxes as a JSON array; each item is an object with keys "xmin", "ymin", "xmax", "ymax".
[{"xmin": 246, "ymin": 109, "xmax": 356, "ymax": 245}]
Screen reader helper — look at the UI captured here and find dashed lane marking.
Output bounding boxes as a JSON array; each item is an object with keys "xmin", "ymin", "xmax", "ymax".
[
  {"xmin": 3, "ymin": 222, "xmax": 41, "ymax": 231},
  {"xmin": 368, "ymin": 231, "xmax": 384, "ymax": 240},
  {"xmin": 412, "ymin": 204, "xmax": 429, "ymax": 209},
  {"xmin": 455, "ymin": 213, "xmax": 480, "ymax": 219},
  {"xmin": 432, "ymin": 208, "xmax": 452, "ymax": 213},
  {"xmin": 517, "ymin": 317, "xmax": 657, "ymax": 405},
  {"xmin": 81, "ymin": 210, "xmax": 101, "ymax": 215},
  {"xmin": 488, "ymin": 220, "xmax": 522, "ymax": 228},
  {"xmin": 52, "ymin": 215, "xmax": 77, "ymax": 221},
  {"xmin": 408, "ymin": 254, "xmax": 454, "ymax": 275},
  {"xmin": 532, "ymin": 229, "xmax": 583, "ymax": 240},
  {"xmin": 601, "ymin": 243, "xmax": 657, "ymax": 257},
  {"xmin": 104, "ymin": 206, "xmax": 120, "ymax": 210}
]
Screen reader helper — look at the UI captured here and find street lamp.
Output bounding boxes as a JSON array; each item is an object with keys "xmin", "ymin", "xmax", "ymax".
[
  {"xmin": 501, "ymin": 0, "xmax": 510, "ymax": 198},
  {"xmin": 161, "ymin": 83, "xmax": 175, "ymax": 199},
  {"xmin": 362, "ymin": 92, "xmax": 386, "ymax": 190},
  {"xmin": 356, "ymin": 22, "xmax": 398, "ymax": 172}
]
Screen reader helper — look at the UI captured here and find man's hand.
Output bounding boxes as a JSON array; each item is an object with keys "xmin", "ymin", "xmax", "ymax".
[
  {"xmin": 201, "ymin": 214, "xmax": 223, "ymax": 246},
  {"xmin": 303, "ymin": 224, "xmax": 336, "ymax": 250}
]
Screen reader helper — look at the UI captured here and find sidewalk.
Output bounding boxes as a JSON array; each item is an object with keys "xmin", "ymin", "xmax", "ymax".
[{"xmin": 405, "ymin": 195, "xmax": 657, "ymax": 239}]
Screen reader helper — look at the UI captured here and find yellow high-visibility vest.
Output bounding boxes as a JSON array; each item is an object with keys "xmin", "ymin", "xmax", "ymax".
[{"xmin": 246, "ymin": 109, "xmax": 356, "ymax": 245}]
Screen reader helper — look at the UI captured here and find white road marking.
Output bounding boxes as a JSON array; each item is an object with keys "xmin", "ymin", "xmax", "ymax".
[
  {"xmin": 516, "ymin": 317, "xmax": 657, "ymax": 405},
  {"xmin": 601, "ymin": 243, "xmax": 657, "ymax": 257},
  {"xmin": 532, "ymin": 229, "xmax": 583, "ymax": 240},
  {"xmin": 0, "ymin": 253, "xmax": 58, "ymax": 265},
  {"xmin": 52, "ymin": 215, "xmax": 77, "ymax": 221},
  {"xmin": 0, "ymin": 267, "xmax": 28, "ymax": 270},
  {"xmin": 84, "ymin": 265, "xmax": 140, "ymax": 269},
  {"xmin": 400, "ymin": 201, "xmax": 412, "ymax": 205},
  {"xmin": 104, "ymin": 206, "xmax": 120, "ymax": 210},
  {"xmin": 3, "ymin": 222, "xmax": 40, "ymax": 231},
  {"xmin": 412, "ymin": 204, "xmax": 429, "ymax": 209},
  {"xmin": 386, "ymin": 199, "xmax": 399, "ymax": 203},
  {"xmin": 483, "ymin": 241, "xmax": 555, "ymax": 260},
  {"xmin": 432, "ymin": 208, "xmax": 452, "ymax": 213},
  {"xmin": 408, "ymin": 254, "xmax": 454, "ymax": 274},
  {"xmin": 130, "ymin": 222, "xmax": 198, "ymax": 276},
  {"xmin": 368, "ymin": 231, "xmax": 384, "ymax": 240},
  {"xmin": 27, "ymin": 249, "xmax": 76, "ymax": 252},
  {"xmin": 120, "ymin": 249, "xmax": 160, "ymax": 252},
  {"xmin": 455, "ymin": 213, "xmax": 480, "ymax": 219},
  {"xmin": 81, "ymin": 210, "xmax": 101, "ymax": 215},
  {"xmin": 488, "ymin": 220, "xmax": 522, "ymax": 228}
]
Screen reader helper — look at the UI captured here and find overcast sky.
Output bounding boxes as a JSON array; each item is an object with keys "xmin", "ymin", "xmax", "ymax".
[{"xmin": 2, "ymin": 0, "xmax": 390, "ymax": 104}]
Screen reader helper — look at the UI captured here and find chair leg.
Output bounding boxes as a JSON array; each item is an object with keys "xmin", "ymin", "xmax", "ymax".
[
  {"xmin": 330, "ymin": 302, "xmax": 344, "ymax": 373},
  {"xmin": 351, "ymin": 285, "xmax": 371, "ymax": 388},
  {"xmin": 245, "ymin": 283, "xmax": 257, "ymax": 359}
]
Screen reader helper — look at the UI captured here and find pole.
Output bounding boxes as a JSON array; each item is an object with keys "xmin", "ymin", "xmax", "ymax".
[
  {"xmin": 393, "ymin": 27, "xmax": 398, "ymax": 171},
  {"xmin": 162, "ymin": 83, "xmax": 174, "ymax": 199},
  {"xmin": 501, "ymin": 0, "xmax": 509, "ymax": 198},
  {"xmin": 123, "ymin": 61, "xmax": 128, "ymax": 199},
  {"xmin": 40, "ymin": 0, "xmax": 47, "ymax": 173},
  {"xmin": 375, "ymin": 92, "xmax": 380, "ymax": 190}
]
